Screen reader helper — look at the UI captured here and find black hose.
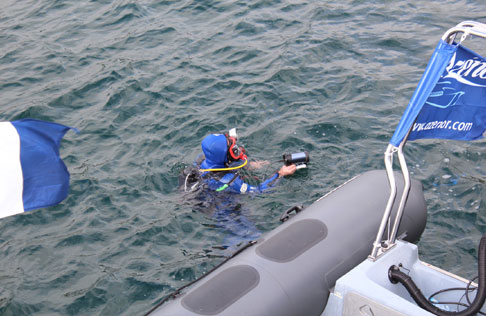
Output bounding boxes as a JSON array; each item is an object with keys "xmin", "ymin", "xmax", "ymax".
[{"xmin": 388, "ymin": 236, "xmax": 486, "ymax": 316}]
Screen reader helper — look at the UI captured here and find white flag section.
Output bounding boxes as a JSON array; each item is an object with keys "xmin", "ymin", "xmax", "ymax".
[
  {"xmin": 0, "ymin": 119, "xmax": 75, "ymax": 219},
  {"xmin": 0, "ymin": 123, "xmax": 24, "ymax": 217}
]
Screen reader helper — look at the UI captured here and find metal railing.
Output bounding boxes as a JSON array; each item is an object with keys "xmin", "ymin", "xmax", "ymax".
[{"xmin": 370, "ymin": 21, "xmax": 486, "ymax": 260}]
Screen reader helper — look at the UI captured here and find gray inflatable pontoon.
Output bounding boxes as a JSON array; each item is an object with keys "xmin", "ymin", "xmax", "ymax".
[{"xmin": 148, "ymin": 170, "xmax": 427, "ymax": 316}]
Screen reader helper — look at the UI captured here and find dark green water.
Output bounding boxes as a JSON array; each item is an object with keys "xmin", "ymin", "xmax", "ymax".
[{"xmin": 1, "ymin": 0, "xmax": 486, "ymax": 315}]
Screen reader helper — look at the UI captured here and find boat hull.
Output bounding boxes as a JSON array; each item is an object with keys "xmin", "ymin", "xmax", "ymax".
[{"xmin": 150, "ymin": 170, "xmax": 427, "ymax": 316}]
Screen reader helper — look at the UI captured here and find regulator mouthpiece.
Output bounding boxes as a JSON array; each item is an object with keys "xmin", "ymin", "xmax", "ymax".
[{"xmin": 283, "ymin": 152, "xmax": 309, "ymax": 169}]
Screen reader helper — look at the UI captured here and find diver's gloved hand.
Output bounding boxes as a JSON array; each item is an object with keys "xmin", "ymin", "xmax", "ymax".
[{"xmin": 278, "ymin": 164, "xmax": 297, "ymax": 177}]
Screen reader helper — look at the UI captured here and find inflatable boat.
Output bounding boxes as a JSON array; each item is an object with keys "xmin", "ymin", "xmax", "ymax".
[
  {"xmin": 146, "ymin": 21, "xmax": 486, "ymax": 316},
  {"xmin": 148, "ymin": 170, "xmax": 426, "ymax": 316}
]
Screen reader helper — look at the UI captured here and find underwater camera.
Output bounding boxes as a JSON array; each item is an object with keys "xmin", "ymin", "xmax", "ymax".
[{"xmin": 283, "ymin": 151, "xmax": 309, "ymax": 169}]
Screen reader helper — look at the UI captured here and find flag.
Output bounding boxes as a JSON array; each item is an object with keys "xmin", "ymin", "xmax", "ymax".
[
  {"xmin": 389, "ymin": 40, "xmax": 486, "ymax": 146},
  {"xmin": 0, "ymin": 119, "xmax": 76, "ymax": 218},
  {"xmin": 409, "ymin": 44, "xmax": 486, "ymax": 142},
  {"xmin": 389, "ymin": 40, "xmax": 457, "ymax": 146}
]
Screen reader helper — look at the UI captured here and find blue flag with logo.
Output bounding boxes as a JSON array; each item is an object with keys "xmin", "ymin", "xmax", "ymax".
[{"xmin": 390, "ymin": 40, "xmax": 486, "ymax": 146}]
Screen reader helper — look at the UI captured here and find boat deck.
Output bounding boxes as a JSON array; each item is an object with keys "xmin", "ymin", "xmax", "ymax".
[{"xmin": 322, "ymin": 240, "xmax": 484, "ymax": 316}]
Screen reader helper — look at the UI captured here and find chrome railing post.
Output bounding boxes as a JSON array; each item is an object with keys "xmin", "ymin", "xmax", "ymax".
[
  {"xmin": 370, "ymin": 144, "xmax": 397, "ymax": 259},
  {"xmin": 387, "ymin": 143, "xmax": 411, "ymax": 247}
]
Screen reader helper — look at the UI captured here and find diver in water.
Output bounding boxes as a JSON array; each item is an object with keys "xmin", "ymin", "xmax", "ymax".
[
  {"xmin": 181, "ymin": 129, "xmax": 297, "ymax": 250},
  {"xmin": 184, "ymin": 129, "xmax": 296, "ymax": 193}
]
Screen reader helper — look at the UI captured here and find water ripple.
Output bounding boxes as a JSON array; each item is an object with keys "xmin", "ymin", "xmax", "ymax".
[{"xmin": 0, "ymin": 0, "xmax": 485, "ymax": 315}]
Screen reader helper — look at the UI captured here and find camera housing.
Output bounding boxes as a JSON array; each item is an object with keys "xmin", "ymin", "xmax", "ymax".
[{"xmin": 283, "ymin": 152, "xmax": 309, "ymax": 168}]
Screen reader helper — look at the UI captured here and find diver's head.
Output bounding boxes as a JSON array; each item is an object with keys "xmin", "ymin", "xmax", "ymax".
[
  {"xmin": 200, "ymin": 132, "xmax": 247, "ymax": 169},
  {"xmin": 201, "ymin": 134, "xmax": 228, "ymax": 168}
]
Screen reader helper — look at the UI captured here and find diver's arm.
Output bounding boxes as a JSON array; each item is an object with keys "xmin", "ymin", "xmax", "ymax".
[
  {"xmin": 253, "ymin": 172, "xmax": 279, "ymax": 192},
  {"xmin": 226, "ymin": 164, "xmax": 296, "ymax": 193},
  {"xmin": 222, "ymin": 174, "xmax": 275, "ymax": 194},
  {"xmin": 253, "ymin": 164, "xmax": 296, "ymax": 192}
]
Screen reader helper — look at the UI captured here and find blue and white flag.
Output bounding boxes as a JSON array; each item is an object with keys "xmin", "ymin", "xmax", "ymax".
[
  {"xmin": 390, "ymin": 40, "xmax": 486, "ymax": 146},
  {"xmin": 0, "ymin": 119, "xmax": 75, "ymax": 218}
]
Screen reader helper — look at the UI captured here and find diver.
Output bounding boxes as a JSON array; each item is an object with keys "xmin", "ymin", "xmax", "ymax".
[
  {"xmin": 179, "ymin": 129, "xmax": 298, "ymax": 250},
  {"xmin": 183, "ymin": 129, "xmax": 297, "ymax": 194}
]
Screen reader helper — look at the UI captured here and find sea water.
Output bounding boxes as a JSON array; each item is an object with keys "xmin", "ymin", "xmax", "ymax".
[{"xmin": 0, "ymin": 0, "xmax": 485, "ymax": 315}]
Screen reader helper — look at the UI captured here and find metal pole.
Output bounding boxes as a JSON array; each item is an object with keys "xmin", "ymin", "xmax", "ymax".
[
  {"xmin": 387, "ymin": 143, "xmax": 411, "ymax": 247},
  {"xmin": 370, "ymin": 144, "xmax": 397, "ymax": 259}
]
